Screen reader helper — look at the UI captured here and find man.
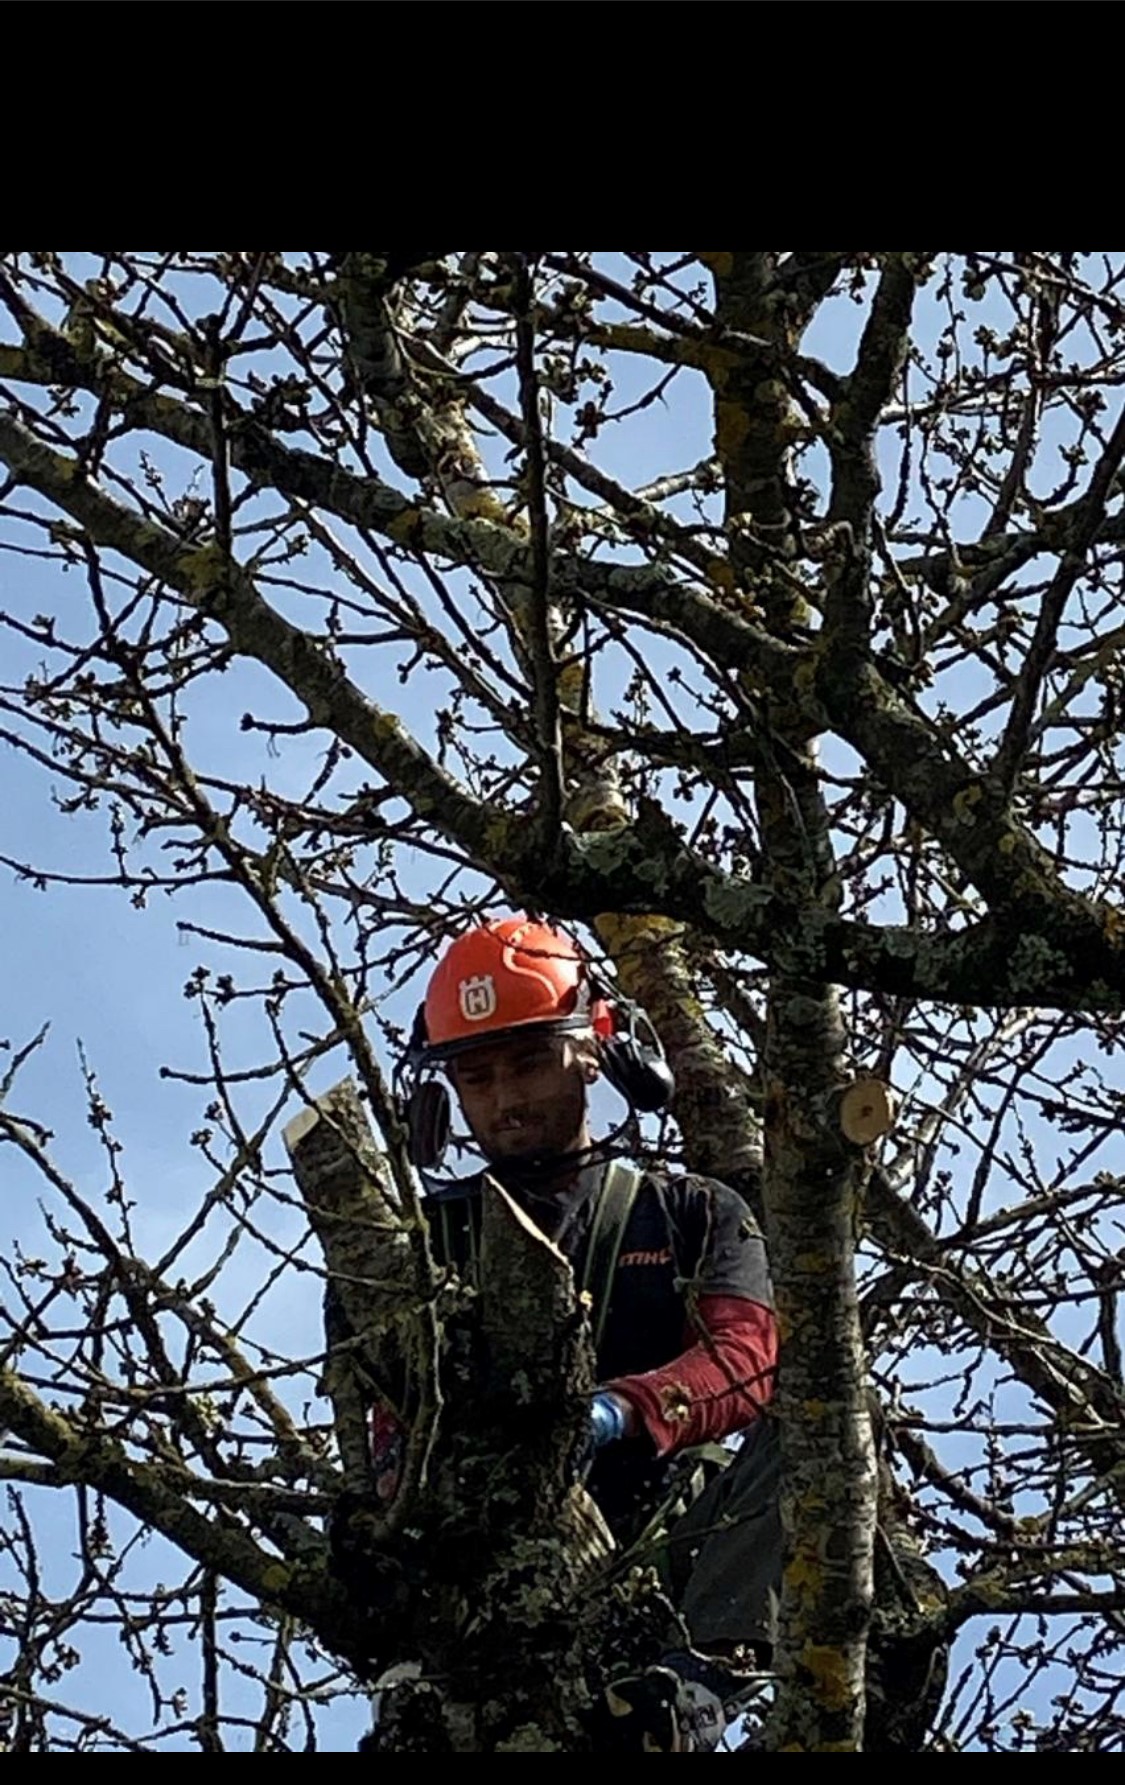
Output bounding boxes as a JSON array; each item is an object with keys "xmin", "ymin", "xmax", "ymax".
[{"xmin": 398, "ymin": 916, "xmax": 783, "ymax": 1752}]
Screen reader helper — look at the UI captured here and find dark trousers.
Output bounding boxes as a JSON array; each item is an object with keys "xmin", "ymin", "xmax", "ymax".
[{"xmin": 661, "ymin": 1420, "xmax": 782, "ymax": 1654}]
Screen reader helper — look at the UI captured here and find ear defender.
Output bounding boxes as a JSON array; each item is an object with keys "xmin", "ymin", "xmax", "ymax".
[
  {"xmin": 400, "ymin": 1003, "xmax": 453, "ymax": 1169},
  {"xmin": 598, "ymin": 1030, "xmax": 676, "ymax": 1112},
  {"xmin": 405, "ymin": 1077, "xmax": 452, "ymax": 1169},
  {"xmin": 587, "ymin": 974, "xmax": 676, "ymax": 1114}
]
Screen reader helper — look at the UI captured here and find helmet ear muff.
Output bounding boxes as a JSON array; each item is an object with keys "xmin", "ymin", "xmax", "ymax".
[
  {"xmin": 599, "ymin": 1033, "xmax": 675, "ymax": 1113},
  {"xmin": 406, "ymin": 1079, "xmax": 452, "ymax": 1169},
  {"xmin": 586, "ymin": 973, "xmax": 675, "ymax": 1113},
  {"xmin": 399, "ymin": 1002, "xmax": 451, "ymax": 1168}
]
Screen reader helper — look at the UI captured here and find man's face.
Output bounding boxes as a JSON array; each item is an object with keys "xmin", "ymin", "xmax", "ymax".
[{"xmin": 448, "ymin": 1030, "xmax": 594, "ymax": 1165}]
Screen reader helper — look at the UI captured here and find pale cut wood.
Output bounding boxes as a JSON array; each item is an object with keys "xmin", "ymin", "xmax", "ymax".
[{"xmin": 839, "ymin": 1077, "xmax": 897, "ymax": 1146}]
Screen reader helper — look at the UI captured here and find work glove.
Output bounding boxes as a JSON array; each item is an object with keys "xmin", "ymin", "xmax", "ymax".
[{"xmin": 589, "ymin": 1391, "xmax": 629, "ymax": 1451}]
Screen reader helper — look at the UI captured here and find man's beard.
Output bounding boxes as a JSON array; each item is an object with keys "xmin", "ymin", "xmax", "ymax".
[
  {"xmin": 479, "ymin": 1113, "xmax": 588, "ymax": 1185},
  {"xmin": 479, "ymin": 1088, "xmax": 586, "ymax": 1169}
]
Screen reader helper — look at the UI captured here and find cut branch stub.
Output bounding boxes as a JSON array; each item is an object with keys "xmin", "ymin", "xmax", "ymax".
[
  {"xmin": 838, "ymin": 1077, "xmax": 897, "ymax": 1148},
  {"xmin": 285, "ymin": 1080, "xmax": 429, "ymax": 1495},
  {"xmin": 284, "ymin": 1079, "xmax": 425, "ymax": 1323}
]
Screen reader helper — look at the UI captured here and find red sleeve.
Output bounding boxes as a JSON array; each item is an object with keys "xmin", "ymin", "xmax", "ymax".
[{"xmin": 604, "ymin": 1294, "xmax": 777, "ymax": 1457}]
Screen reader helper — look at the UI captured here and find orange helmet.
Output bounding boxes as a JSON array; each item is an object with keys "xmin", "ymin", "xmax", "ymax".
[{"xmin": 421, "ymin": 917, "xmax": 613, "ymax": 1060}]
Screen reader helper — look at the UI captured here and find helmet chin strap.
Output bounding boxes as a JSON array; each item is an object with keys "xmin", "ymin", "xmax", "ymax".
[
  {"xmin": 487, "ymin": 1127, "xmax": 625, "ymax": 1190},
  {"xmin": 419, "ymin": 1112, "xmax": 638, "ymax": 1198}
]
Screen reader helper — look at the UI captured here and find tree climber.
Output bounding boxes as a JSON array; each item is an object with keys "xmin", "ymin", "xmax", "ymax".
[{"xmin": 392, "ymin": 915, "xmax": 784, "ymax": 1753}]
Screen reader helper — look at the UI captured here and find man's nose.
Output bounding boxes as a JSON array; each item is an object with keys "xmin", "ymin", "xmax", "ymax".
[{"xmin": 493, "ymin": 1071, "xmax": 529, "ymax": 1113}]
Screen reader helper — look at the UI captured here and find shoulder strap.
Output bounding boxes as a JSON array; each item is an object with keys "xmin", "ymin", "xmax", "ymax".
[
  {"xmin": 429, "ymin": 1168, "xmax": 643, "ymax": 1331},
  {"xmin": 428, "ymin": 1189, "xmax": 480, "ymax": 1282},
  {"xmin": 580, "ymin": 1160, "xmax": 644, "ymax": 1354}
]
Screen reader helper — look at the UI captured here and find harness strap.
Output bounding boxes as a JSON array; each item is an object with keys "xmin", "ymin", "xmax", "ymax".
[
  {"xmin": 431, "ymin": 1161, "xmax": 643, "ymax": 1358},
  {"xmin": 581, "ymin": 1160, "xmax": 644, "ymax": 1354},
  {"xmin": 437, "ymin": 1195, "xmax": 477, "ymax": 1280}
]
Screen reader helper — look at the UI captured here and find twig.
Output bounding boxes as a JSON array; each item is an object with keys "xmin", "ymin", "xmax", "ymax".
[{"xmin": 993, "ymin": 403, "xmax": 1125, "ymax": 797}]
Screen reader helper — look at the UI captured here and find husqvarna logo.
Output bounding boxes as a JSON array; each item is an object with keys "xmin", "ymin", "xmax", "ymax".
[{"xmin": 459, "ymin": 974, "xmax": 497, "ymax": 1021}]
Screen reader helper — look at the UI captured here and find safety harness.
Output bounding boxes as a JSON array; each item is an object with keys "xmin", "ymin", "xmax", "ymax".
[
  {"xmin": 429, "ymin": 1160, "xmax": 643, "ymax": 1347},
  {"xmin": 578, "ymin": 1160, "xmax": 643, "ymax": 1352},
  {"xmin": 427, "ymin": 1162, "xmax": 733, "ymax": 1553}
]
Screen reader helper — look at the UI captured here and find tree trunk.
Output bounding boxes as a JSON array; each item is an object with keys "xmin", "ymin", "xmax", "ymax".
[
  {"xmin": 704, "ymin": 251, "xmax": 878, "ymax": 1750},
  {"xmin": 287, "ymin": 1086, "xmax": 665, "ymax": 1751}
]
